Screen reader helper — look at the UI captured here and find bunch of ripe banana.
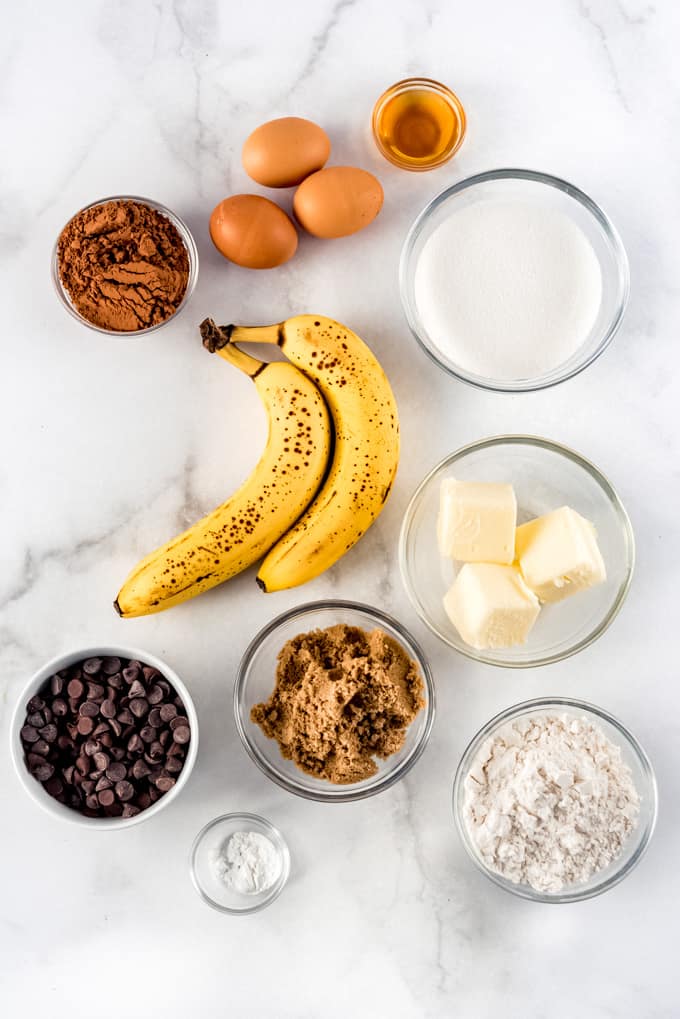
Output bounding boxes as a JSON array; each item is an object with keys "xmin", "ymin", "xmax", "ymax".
[{"xmin": 114, "ymin": 315, "xmax": 399, "ymax": 617}]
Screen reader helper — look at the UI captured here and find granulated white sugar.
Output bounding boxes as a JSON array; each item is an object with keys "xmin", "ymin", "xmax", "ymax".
[{"xmin": 414, "ymin": 198, "xmax": 603, "ymax": 381}]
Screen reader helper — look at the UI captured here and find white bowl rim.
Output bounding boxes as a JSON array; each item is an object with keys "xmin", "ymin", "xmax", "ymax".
[
  {"xmin": 10, "ymin": 644, "xmax": 199, "ymax": 830},
  {"xmin": 398, "ymin": 433, "xmax": 635, "ymax": 668}
]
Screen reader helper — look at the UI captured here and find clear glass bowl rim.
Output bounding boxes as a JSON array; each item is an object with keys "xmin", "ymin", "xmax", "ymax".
[
  {"xmin": 399, "ymin": 167, "xmax": 630, "ymax": 392},
  {"xmin": 452, "ymin": 696, "xmax": 658, "ymax": 903},
  {"xmin": 51, "ymin": 194, "xmax": 199, "ymax": 336},
  {"xmin": 371, "ymin": 76, "xmax": 467, "ymax": 171},
  {"xmin": 189, "ymin": 812, "xmax": 291, "ymax": 915},
  {"xmin": 398, "ymin": 434, "xmax": 635, "ymax": 668},
  {"xmin": 233, "ymin": 599, "xmax": 436, "ymax": 803}
]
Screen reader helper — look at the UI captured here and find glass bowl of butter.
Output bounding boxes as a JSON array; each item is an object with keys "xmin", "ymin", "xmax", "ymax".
[{"xmin": 399, "ymin": 435, "xmax": 635, "ymax": 668}]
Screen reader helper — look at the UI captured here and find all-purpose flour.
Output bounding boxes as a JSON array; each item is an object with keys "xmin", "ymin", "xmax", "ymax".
[
  {"xmin": 414, "ymin": 198, "xmax": 603, "ymax": 381},
  {"xmin": 463, "ymin": 713, "xmax": 640, "ymax": 893}
]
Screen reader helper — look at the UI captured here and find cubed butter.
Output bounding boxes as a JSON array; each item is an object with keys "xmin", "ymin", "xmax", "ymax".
[
  {"xmin": 443, "ymin": 563, "xmax": 540, "ymax": 650},
  {"xmin": 437, "ymin": 478, "xmax": 517, "ymax": 564},
  {"xmin": 515, "ymin": 506, "xmax": 606, "ymax": 604}
]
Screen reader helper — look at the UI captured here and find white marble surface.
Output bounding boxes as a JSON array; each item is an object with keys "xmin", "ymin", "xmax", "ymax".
[{"xmin": 2, "ymin": 1, "xmax": 679, "ymax": 1015}]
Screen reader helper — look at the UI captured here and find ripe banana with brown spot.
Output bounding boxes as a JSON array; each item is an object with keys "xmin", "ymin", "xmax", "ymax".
[
  {"xmin": 114, "ymin": 343, "xmax": 332, "ymax": 617},
  {"xmin": 201, "ymin": 314, "xmax": 399, "ymax": 592}
]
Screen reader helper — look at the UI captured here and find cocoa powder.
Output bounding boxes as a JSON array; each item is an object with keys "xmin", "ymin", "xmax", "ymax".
[{"xmin": 57, "ymin": 199, "xmax": 190, "ymax": 332}]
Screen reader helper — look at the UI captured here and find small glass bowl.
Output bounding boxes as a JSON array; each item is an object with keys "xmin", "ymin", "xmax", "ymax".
[
  {"xmin": 399, "ymin": 435, "xmax": 634, "ymax": 668},
  {"xmin": 234, "ymin": 600, "xmax": 435, "ymax": 803},
  {"xmin": 400, "ymin": 169, "xmax": 629, "ymax": 392},
  {"xmin": 452, "ymin": 698, "xmax": 658, "ymax": 903},
  {"xmin": 51, "ymin": 194, "xmax": 199, "ymax": 336},
  {"xmin": 190, "ymin": 813, "xmax": 290, "ymax": 914},
  {"xmin": 372, "ymin": 77, "xmax": 466, "ymax": 171}
]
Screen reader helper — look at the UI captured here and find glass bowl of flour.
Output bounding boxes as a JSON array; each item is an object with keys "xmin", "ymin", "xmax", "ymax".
[
  {"xmin": 399, "ymin": 435, "xmax": 634, "ymax": 668},
  {"xmin": 400, "ymin": 169, "xmax": 629, "ymax": 392},
  {"xmin": 452, "ymin": 698, "xmax": 657, "ymax": 903}
]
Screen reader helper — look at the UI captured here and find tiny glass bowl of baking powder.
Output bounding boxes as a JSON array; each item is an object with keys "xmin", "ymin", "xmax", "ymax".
[
  {"xmin": 51, "ymin": 195, "xmax": 199, "ymax": 336},
  {"xmin": 190, "ymin": 813, "xmax": 290, "ymax": 914},
  {"xmin": 452, "ymin": 698, "xmax": 657, "ymax": 903}
]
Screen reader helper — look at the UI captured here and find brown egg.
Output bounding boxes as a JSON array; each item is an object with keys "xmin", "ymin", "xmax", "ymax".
[
  {"xmin": 293, "ymin": 166, "xmax": 384, "ymax": 239},
  {"xmin": 242, "ymin": 117, "xmax": 331, "ymax": 188},
  {"xmin": 209, "ymin": 195, "xmax": 298, "ymax": 269}
]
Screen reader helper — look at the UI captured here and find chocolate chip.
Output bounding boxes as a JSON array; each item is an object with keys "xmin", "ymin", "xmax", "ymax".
[
  {"xmin": 39, "ymin": 723, "xmax": 58, "ymax": 742},
  {"xmin": 109, "ymin": 718, "xmax": 123, "ymax": 738},
  {"xmin": 101, "ymin": 657, "xmax": 121, "ymax": 675},
  {"xmin": 52, "ymin": 698, "xmax": 68, "ymax": 716},
  {"xmin": 81, "ymin": 779, "xmax": 95, "ymax": 795},
  {"xmin": 62, "ymin": 765, "xmax": 75, "ymax": 784},
  {"xmin": 136, "ymin": 791, "xmax": 152, "ymax": 809},
  {"xmin": 115, "ymin": 780, "xmax": 134, "ymax": 802},
  {"xmin": 130, "ymin": 698, "xmax": 149, "ymax": 718},
  {"xmin": 93, "ymin": 722, "xmax": 109, "ymax": 737},
  {"xmin": 122, "ymin": 666, "xmax": 139, "ymax": 684},
  {"xmin": 148, "ymin": 707, "xmax": 162, "ymax": 728},
  {"xmin": 100, "ymin": 699, "xmax": 116, "ymax": 719},
  {"xmin": 155, "ymin": 775, "xmax": 175, "ymax": 793},
  {"xmin": 79, "ymin": 701, "xmax": 99, "ymax": 718},
  {"xmin": 50, "ymin": 674, "xmax": 64, "ymax": 696},
  {"xmin": 148, "ymin": 741, "xmax": 164, "ymax": 761},
  {"xmin": 32, "ymin": 762, "xmax": 54, "ymax": 782},
  {"xmin": 159, "ymin": 703, "xmax": 177, "ymax": 723},
  {"xmin": 95, "ymin": 776, "xmax": 112, "ymax": 792},
  {"xmin": 128, "ymin": 679, "xmax": 146, "ymax": 699},
  {"xmin": 117, "ymin": 708, "xmax": 134, "ymax": 725},
  {"xmin": 159, "ymin": 729, "xmax": 171, "ymax": 747},
  {"xmin": 83, "ymin": 658, "xmax": 102, "ymax": 676},
  {"xmin": 147, "ymin": 685, "xmax": 164, "ymax": 705},
  {"xmin": 67, "ymin": 678, "xmax": 84, "ymax": 699},
  {"xmin": 86, "ymin": 682, "xmax": 105, "ymax": 702},
  {"xmin": 170, "ymin": 715, "xmax": 189, "ymax": 730},
  {"xmin": 139, "ymin": 725, "xmax": 157, "ymax": 744},
  {"xmin": 122, "ymin": 804, "xmax": 140, "ymax": 818},
  {"xmin": 32, "ymin": 739, "xmax": 51, "ymax": 757},
  {"xmin": 45, "ymin": 776, "xmax": 63, "ymax": 797},
  {"xmin": 27, "ymin": 711, "xmax": 45, "ymax": 728},
  {"xmin": 20, "ymin": 725, "xmax": 39, "ymax": 744},
  {"xmin": 77, "ymin": 716, "xmax": 94, "ymax": 735},
  {"xmin": 75, "ymin": 754, "xmax": 90, "ymax": 775},
  {"xmin": 132, "ymin": 759, "xmax": 151, "ymax": 780},
  {"xmin": 93, "ymin": 751, "xmax": 110, "ymax": 772},
  {"xmin": 127, "ymin": 733, "xmax": 143, "ymax": 753},
  {"xmin": 99, "ymin": 732, "xmax": 113, "ymax": 748},
  {"xmin": 27, "ymin": 695, "xmax": 46, "ymax": 713},
  {"xmin": 173, "ymin": 725, "xmax": 190, "ymax": 745},
  {"xmin": 98, "ymin": 789, "xmax": 115, "ymax": 807},
  {"xmin": 165, "ymin": 756, "xmax": 183, "ymax": 774},
  {"xmin": 142, "ymin": 666, "xmax": 160, "ymax": 683},
  {"xmin": 85, "ymin": 794, "xmax": 100, "ymax": 810},
  {"xmin": 107, "ymin": 673, "xmax": 124, "ymax": 690},
  {"xmin": 106, "ymin": 762, "xmax": 126, "ymax": 782}
]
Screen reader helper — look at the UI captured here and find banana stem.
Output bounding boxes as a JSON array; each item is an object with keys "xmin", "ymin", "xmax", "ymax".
[
  {"xmin": 226, "ymin": 323, "xmax": 284, "ymax": 346},
  {"xmin": 200, "ymin": 318, "xmax": 266, "ymax": 378}
]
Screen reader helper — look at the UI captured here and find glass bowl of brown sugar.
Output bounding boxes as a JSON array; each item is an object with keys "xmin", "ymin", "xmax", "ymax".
[
  {"xmin": 234, "ymin": 600, "xmax": 435, "ymax": 803},
  {"xmin": 51, "ymin": 195, "xmax": 199, "ymax": 336}
]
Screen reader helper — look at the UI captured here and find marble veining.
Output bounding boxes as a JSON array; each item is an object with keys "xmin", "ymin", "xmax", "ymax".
[{"xmin": 1, "ymin": 1, "xmax": 679, "ymax": 1016}]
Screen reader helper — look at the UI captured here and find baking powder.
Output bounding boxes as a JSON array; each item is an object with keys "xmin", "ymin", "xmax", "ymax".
[
  {"xmin": 214, "ymin": 831, "xmax": 282, "ymax": 895},
  {"xmin": 463, "ymin": 713, "xmax": 640, "ymax": 892}
]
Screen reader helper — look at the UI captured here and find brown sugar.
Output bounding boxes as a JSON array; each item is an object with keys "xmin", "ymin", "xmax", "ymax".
[
  {"xmin": 57, "ymin": 199, "xmax": 190, "ymax": 332},
  {"xmin": 250, "ymin": 625, "xmax": 426, "ymax": 784}
]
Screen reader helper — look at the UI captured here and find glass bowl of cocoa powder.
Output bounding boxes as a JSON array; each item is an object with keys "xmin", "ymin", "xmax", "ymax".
[
  {"xmin": 52, "ymin": 195, "xmax": 198, "ymax": 335},
  {"xmin": 234, "ymin": 600, "xmax": 435, "ymax": 803}
]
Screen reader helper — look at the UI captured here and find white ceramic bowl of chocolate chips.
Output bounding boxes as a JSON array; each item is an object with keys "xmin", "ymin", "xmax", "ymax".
[{"xmin": 10, "ymin": 646, "xmax": 199, "ymax": 829}]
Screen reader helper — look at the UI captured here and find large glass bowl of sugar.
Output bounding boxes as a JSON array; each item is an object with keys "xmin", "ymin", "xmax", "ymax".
[{"xmin": 400, "ymin": 169, "xmax": 629, "ymax": 392}]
